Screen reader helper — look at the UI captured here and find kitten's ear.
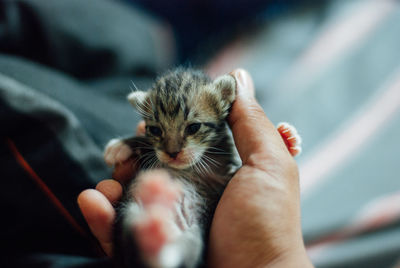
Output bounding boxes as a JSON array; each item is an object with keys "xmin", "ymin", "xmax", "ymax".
[
  {"xmin": 213, "ymin": 74, "xmax": 236, "ymax": 105},
  {"xmin": 127, "ymin": 91, "xmax": 148, "ymax": 109}
]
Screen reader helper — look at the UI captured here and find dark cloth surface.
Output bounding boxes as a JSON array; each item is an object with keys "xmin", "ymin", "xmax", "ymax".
[{"xmin": 0, "ymin": 0, "xmax": 174, "ymax": 267}]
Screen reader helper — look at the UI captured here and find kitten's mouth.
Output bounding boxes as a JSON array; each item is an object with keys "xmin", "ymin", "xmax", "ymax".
[
  {"xmin": 167, "ymin": 158, "xmax": 189, "ymax": 169},
  {"xmin": 156, "ymin": 149, "xmax": 200, "ymax": 170}
]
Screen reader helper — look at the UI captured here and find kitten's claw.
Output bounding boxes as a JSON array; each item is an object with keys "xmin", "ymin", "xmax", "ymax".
[
  {"xmin": 104, "ymin": 138, "xmax": 133, "ymax": 166},
  {"xmin": 277, "ymin": 122, "xmax": 302, "ymax": 157}
]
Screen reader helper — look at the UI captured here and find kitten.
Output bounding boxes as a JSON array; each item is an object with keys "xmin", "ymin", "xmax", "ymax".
[{"xmin": 104, "ymin": 68, "xmax": 302, "ymax": 268}]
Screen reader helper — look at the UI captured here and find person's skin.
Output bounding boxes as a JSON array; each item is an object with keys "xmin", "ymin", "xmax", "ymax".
[{"xmin": 77, "ymin": 69, "xmax": 313, "ymax": 267}]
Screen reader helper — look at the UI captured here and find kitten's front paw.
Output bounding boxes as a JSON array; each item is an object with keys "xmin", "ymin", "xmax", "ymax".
[
  {"xmin": 277, "ymin": 122, "xmax": 302, "ymax": 157},
  {"xmin": 104, "ymin": 138, "xmax": 133, "ymax": 166}
]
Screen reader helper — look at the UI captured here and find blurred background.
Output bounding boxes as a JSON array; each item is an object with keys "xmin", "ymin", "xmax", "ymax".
[{"xmin": 1, "ymin": 0, "xmax": 400, "ymax": 267}]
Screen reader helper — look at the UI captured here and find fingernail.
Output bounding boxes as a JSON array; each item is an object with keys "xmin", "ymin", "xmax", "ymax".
[{"xmin": 233, "ymin": 69, "xmax": 254, "ymax": 98}]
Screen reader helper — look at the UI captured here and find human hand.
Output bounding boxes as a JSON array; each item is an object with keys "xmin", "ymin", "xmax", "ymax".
[
  {"xmin": 77, "ymin": 122, "xmax": 146, "ymax": 256},
  {"xmin": 207, "ymin": 69, "xmax": 312, "ymax": 267}
]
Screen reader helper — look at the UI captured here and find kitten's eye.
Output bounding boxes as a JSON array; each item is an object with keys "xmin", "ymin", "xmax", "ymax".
[
  {"xmin": 186, "ymin": 123, "xmax": 201, "ymax": 135},
  {"xmin": 148, "ymin": 126, "xmax": 162, "ymax": 137}
]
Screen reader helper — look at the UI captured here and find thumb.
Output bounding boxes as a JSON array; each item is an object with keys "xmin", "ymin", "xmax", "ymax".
[
  {"xmin": 77, "ymin": 189, "xmax": 115, "ymax": 256},
  {"xmin": 228, "ymin": 69, "xmax": 291, "ymax": 168}
]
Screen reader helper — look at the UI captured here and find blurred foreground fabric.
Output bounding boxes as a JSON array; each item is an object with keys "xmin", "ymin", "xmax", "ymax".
[{"xmin": 0, "ymin": 0, "xmax": 399, "ymax": 267}]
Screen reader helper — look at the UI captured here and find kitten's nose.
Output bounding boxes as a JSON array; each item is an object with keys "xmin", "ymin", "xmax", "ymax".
[{"xmin": 166, "ymin": 151, "xmax": 180, "ymax": 159}]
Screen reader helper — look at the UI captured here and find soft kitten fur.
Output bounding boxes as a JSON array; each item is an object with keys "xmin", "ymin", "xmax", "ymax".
[{"xmin": 106, "ymin": 68, "xmax": 240, "ymax": 268}]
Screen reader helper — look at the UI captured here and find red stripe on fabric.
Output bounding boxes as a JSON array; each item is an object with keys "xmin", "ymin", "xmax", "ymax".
[
  {"xmin": 307, "ymin": 191, "xmax": 400, "ymax": 261},
  {"xmin": 353, "ymin": 191, "xmax": 400, "ymax": 230},
  {"xmin": 6, "ymin": 137, "xmax": 88, "ymax": 238}
]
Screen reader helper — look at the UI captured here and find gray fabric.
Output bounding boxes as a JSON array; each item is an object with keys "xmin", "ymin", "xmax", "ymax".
[
  {"xmin": 0, "ymin": 54, "xmax": 146, "ymax": 146},
  {"xmin": 0, "ymin": 0, "xmax": 174, "ymax": 267}
]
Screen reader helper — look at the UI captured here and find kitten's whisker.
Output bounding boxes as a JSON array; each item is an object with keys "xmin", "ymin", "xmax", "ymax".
[
  {"xmin": 143, "ymin": 155, "xmax": 157, "ymax": 169},
  {"xmin": 130, "ymin": 157, "xmax": 139, "ymax": 170},
  {"xmin": 148, "ymin": 156, "xmax": 158, "ymax": 169},
  {"xmin": 139, "ymin": 157, "xmax": 153, "ymax": 168},
  {"xmin": 138, "ymin": 151, "xmax": 154, "ymax": 159},
  {"xmin": 195, "ymin": 152, "xmax": 211, "ymax": 177},
  {"xmin": 195, "ymin": 154, "xmax": 207, "ymax": 177},
  {"xmin": 138, "ymin": 153, "xmax": 153, "ymax": 160},
  {"xmin": 139, "ymin": 152, "xmax": 158, "ymax": 168},
  {"xmin": 140, "ymin": 156, "xmax": 153, "ymax": 165},
  {"xmin": 143, "ymin": 101, "xmax": 153, "ymax": 110},
  {"xmin": 132, "ymin": 140, "xmax": 152, "ymax": 147},
  {"xmin": 136, "ymin": 105, "xmax": 152, "ymax": 119},
  {"xmin": 204, "ymin": 149, "xmax": 232, "ymax": 155},
  {"xmin": 130, "ymin": 146, "xmax": 152, "ymax": 151},
  {"xmin": 203, "ymin": 158, "xmax": 212, "ymax": 171},
  {"xmin": 202, "ymin": 154, "xmax": 220, "ymax": 167},
  {"xmin": 200, "ymin": 160, "xmax": 211, "ymax": 177},
  {"xmin": 207, "ymin": 146, "xmax": 226, "ymax": 152},
  {"xmin": 190, "ymin": 154, "xmax": 204, "ymax": 177},
  {"xmin": 130, "ymin": 80, "xmax": 140, "ymax": 91},
  {"xmin": 132, "ymin": 145, "xmax": 152, "ymax": 151},
  {"xmin": 148, "ymin": 98, "xmax": 155, "ymax": 111},
  {"xmin": 197, "ymin": 161, "xmax": 205, "ymax": 176}
]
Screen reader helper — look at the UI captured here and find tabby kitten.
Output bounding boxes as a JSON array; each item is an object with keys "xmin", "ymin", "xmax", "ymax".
[
  {"xmin": 105, "ymin": 68, "xmax": 302, "ymax": 268},
  {"xmin": 105, "ymin": 68, "xmax": 239, "ymax": 268}
]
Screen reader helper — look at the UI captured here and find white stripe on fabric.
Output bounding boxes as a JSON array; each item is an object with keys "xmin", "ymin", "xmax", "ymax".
[
  {"xmin": 299, "ymin": 66, "xmax": 400, "ymax": 196},
  {"xmin": 277, "ymin": 0, "xmax": 397, "ymax": 93}
]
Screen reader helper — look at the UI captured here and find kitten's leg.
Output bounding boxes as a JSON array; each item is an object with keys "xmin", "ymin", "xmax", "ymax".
[
  {"xmin": 104, "ymin": 138, "xmax": 133, "ymax": 166},
  {"xmin": 104, "ymin": 136, "xmax": 152, "ymax": 166},
  {"xmin": 277, "ymin": 122, "xmax": 302, "ymax": 157},
  {"xmin": 129, "ymin": 173, "xmax": 203, "ymax": 268}
]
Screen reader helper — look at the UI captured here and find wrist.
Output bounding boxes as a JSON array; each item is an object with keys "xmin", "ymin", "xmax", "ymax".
[{"xmin": 208, "ymin": 235, "xmax": 313, "ymax": 268}]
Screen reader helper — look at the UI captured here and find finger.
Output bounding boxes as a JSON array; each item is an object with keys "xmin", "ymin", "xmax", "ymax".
[
  {"xmin": 136, "ymin": 121, "xmax": 146, "ymax": 136},
  {"xmin": 77, "ymin": 189, "xmax": 115, "ymax": 256},
  {"xmin": 96, "ymin": 179, "xmax": 123, "ymax": 205},
  {"xmin": 228, "ymin": 69, "xmax": 291, "ymax": 166},
  {"xmin": 112, "ymin": 158, "xmax": 140, "ymax": 183}
]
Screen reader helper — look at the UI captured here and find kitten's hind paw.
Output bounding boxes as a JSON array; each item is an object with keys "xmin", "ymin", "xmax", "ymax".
[
  {"xmin": 104, "ymin": 138, "xmax": 133, "ymax": 166},
  {"xmin": 277, "ymin": 122, "xmax": 302, "ymax": 157},
  {"xmin": 130, "ymin": 172, "xmax": 183, "ymax": 267},
  {"xmin": 134, "ymin": 206, "xmax": 173, "ymax": 257}
]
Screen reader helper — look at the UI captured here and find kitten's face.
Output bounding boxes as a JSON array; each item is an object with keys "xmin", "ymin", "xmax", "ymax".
[{"xmin": 128, "ymin": 70, "xmax": 236, "ymax": 170}]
